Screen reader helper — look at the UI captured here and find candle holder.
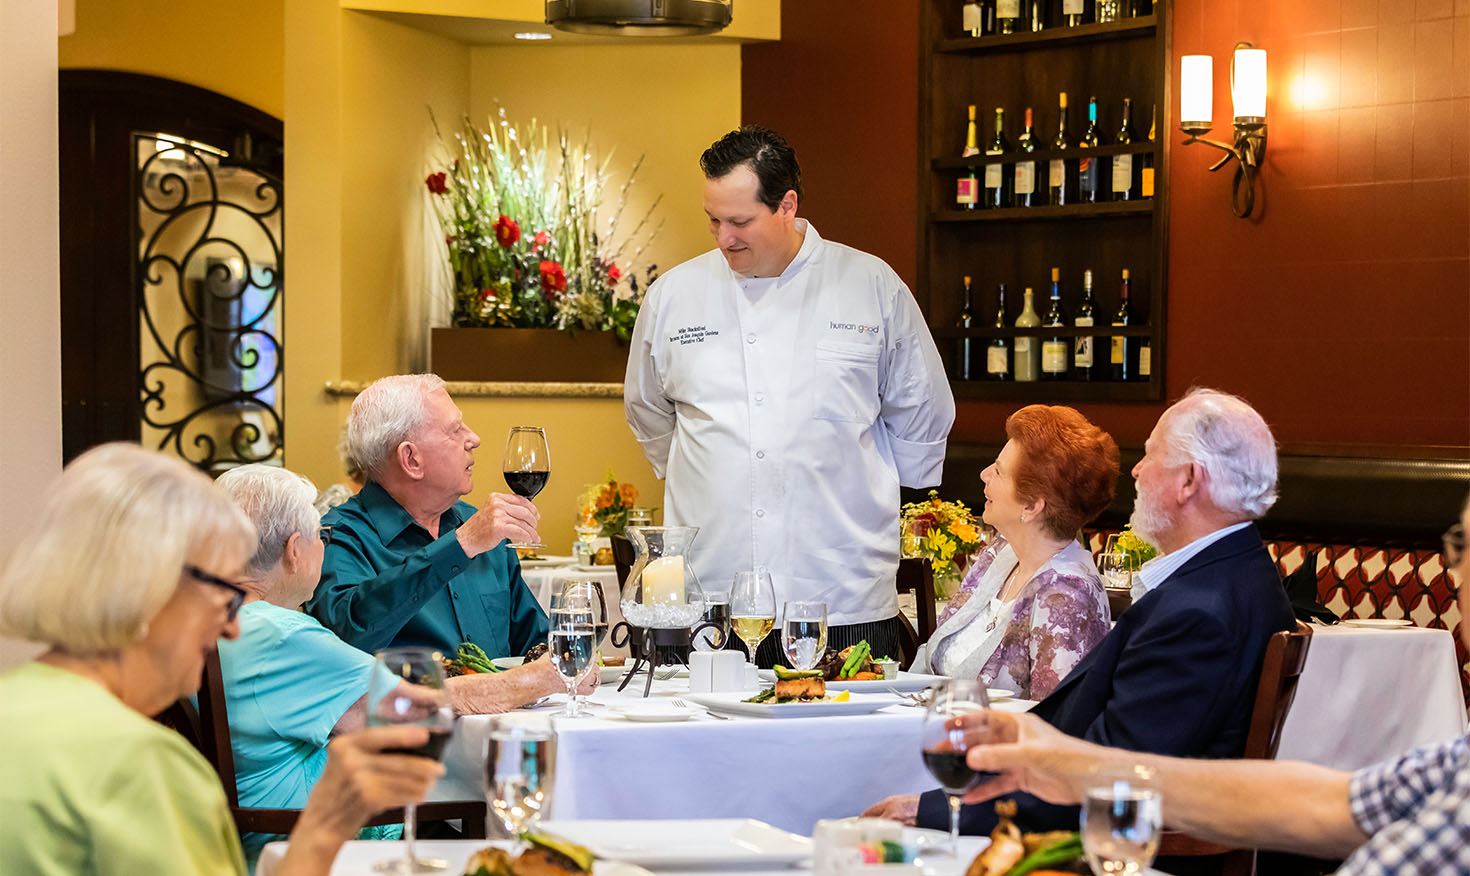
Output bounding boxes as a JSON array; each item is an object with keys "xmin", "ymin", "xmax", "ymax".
[
  {"xmin": 608, "ymin": 621, "xmax": 720, "ymax": 697},
  {"xmin": 613, "ymin": 525, "xmax": 708, "ymax": 697}
]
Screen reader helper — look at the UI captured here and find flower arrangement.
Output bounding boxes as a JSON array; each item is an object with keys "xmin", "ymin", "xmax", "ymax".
[
  {"xmin": 425, "ymin": 108, "xmax": 662, "ymax": 339},
  {"xmin": 578, "ymin": 470, "xmax": 652, "ymax": 538},
  {"xmin": 1113, "ymin": 527, "xmax": 1159, "ymax": 570},
  {"xmin": 901, "ymin": 490, "xmax": 985, "ymax": 596}
]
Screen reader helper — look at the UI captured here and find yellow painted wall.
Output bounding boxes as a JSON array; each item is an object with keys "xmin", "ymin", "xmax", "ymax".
[{"xmin": 59, "ymin": 0, "xmax": 285, "ymax": 119}]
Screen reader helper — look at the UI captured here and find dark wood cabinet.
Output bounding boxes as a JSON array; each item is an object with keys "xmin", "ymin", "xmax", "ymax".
[{"xmin": 918, "ymin": 1, "xmax": 1170, "ymax": 402}]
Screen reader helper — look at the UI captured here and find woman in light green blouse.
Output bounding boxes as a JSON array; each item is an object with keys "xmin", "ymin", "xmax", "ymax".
[{"xmin": 0, "ymin": 443, "xmax": 444, "ymax": 876}]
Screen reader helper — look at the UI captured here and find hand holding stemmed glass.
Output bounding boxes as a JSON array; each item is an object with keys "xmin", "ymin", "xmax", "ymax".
[
  {"xmin": 921, "ymin": 679, "xmax": 994, "ymax": 857},
  {"xmin": 729, "ymin": 568, "xmax": 776, "ymax": 667},
  {"xmin": 366, "ymin": 647, "xmax": 457, "ymax": 874},
  {"xmin": 503, "ymin": 427, "xmax": 549, "ymax": 550},
  {"xmin": 781, "ymin": 601, "xmax": 828, "ymax": 671}
]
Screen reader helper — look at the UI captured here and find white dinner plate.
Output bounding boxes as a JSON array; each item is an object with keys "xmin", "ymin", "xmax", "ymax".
[
  {"xmin": 537, "ymin": 819, "xmax": 812, "ymax": 867},
  {"xmin": 569, "ymin": 563, "xmax": 615, "ymax": 573},
  {"xmin": 684, "ymin": 691, "xmax": 893, "ymax": 719},
  {"xmin": 615, "ymin": 703, "xmax": 697, "ymax": 723},
  {"xmin": 1342, "ymin": 618, "xmax": 1413, "ymax": 629},
  {"xmin": 518, "ymin": 555, "xmax": 575, "ymax": 568},
  {"xmin": 757, "ymin": 669, "xmax": 948, "ymax": 694}
]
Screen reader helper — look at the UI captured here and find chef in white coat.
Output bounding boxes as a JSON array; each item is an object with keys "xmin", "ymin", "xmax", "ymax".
[{"xmin": 624, "ymin": 126, "xmax": 955, "ymax": 665}]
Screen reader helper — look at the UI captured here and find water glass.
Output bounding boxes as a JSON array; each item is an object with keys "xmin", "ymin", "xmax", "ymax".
[
  {"xmin": 1099, "ymin": 552, "xmax": 1133, "ymax": 592},
  {"xmin": 781, "ymin": 601, "xmax": 828, "ymax": 671},
  {"xmin": 920, "ymin": 679, "xmax": 993, "ymax": 857},
  {"xmin": 547, "ymin": 616, "xmax": 595, "ymax": 717},
  {"xmin": 1081, "ymin": 765, "xmax": 1162, "ymax": 875},
  {"xmin": 553, "ymin": 579, "xmax": 607, "ymax": 648},
  {"xmin": 486, "ymin": 715, "xmax": 554, "ymax": 842}
]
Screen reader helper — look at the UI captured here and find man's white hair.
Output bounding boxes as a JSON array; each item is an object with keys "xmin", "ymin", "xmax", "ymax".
[
  {"xmin": 345, "ymin": 374, "xmax": 447, "ymax": 480},
  {"xmin": 1159, "ymin": 387, "xmax": 1279, "ymax": 519},
  {"xmin": 216, "ymin": 464, "xmax": 320, "ymax": 578}
]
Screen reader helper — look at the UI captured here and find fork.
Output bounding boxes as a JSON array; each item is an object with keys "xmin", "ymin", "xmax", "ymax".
[
  {"xmin": 672, "ymin": 697, "xmax": 731, "ymax": 719},
  {"xmin": 887, "ymin": 686, "xmax": 927, "ymax": 706}
]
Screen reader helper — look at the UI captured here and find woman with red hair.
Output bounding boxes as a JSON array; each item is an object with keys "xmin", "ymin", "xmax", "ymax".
[{"xmin": 913, "ymin": 405, "xmax": 1119, "ymax": 699}]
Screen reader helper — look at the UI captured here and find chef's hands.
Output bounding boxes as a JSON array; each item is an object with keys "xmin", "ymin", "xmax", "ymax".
[{"xmin": 456, "ymin": 493, "xmax": 540, "ymax": 557}]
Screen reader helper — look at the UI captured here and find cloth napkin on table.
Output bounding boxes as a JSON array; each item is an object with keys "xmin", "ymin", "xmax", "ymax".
[{"xmin": 1282, "ymin": 548, "xmax": 1338, "ymax": 624}]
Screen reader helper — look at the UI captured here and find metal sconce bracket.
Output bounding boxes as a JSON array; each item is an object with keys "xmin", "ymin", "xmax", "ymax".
[{"xmin": 1181, "ymin": 120, "xmax": 1267, "ymax": 218}]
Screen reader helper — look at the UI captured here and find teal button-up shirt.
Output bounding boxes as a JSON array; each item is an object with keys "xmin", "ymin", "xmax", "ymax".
[{"xmin": 306, "ymin": 481, "xmax": 549, "ymax": 658}]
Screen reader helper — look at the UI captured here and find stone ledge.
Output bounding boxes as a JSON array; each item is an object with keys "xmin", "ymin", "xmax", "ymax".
[{"xmin": 324, "ymin": 380, "xmax": 623, "ymax": 399}]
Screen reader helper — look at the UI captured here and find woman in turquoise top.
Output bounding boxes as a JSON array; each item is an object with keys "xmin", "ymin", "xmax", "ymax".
[{"xmin": 0, "ymin": 443, "xmax": 444, "ymax": 876}]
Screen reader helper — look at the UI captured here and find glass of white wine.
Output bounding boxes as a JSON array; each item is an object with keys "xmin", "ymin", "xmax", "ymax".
[
  {"xmin": 485, "ymin": 715, "xmax": 554, "ymax": 843},
  {"xmin": 781, "ymin": 601, "xmax": 827, "ymax": 671},
  {"xmin": 730, "ymin": 568, "xmax": 776, "ymax": 667},
  {"xmin": 1081, "ymin": 764, "xmax": 1162, "ymax": 876}
]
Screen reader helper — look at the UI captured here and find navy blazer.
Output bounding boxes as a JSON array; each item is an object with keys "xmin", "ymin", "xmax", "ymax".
[{"xmin": 917, "ymin": 524, "xmax": 1296, "ymax": 834}]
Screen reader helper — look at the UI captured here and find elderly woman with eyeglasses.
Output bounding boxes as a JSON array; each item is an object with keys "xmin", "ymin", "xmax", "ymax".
[{"xmin": 0, "ymin": 444, "xmax": 442, "ymax": 876}]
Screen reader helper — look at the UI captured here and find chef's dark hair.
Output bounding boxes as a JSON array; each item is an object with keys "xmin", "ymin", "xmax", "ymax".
[{"xmin": 700, "ymin": 126, "xmax": 803, "ymax": 212}]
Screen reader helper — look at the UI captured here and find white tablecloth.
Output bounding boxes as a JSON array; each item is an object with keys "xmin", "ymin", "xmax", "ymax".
[
  {"xmin": 434, "ymin": 678, "xmax": 1034, "ymax": 836},
  {"xmin": 521, "ymin": 562, "xmax": 629, "ymax": 659},
  {"xmin": 1276, "ymin": 623, "xmax": 1467, "ymax": 771}
]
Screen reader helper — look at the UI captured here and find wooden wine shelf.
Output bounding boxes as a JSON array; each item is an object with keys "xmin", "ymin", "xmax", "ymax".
[
  {"xmin": 933, "ymin": 325, "xmax": 1153, "ymax": 339},
  {"xmin": 935, "ymin": 15, "xmax": 1156, "ymax": 54},
  {"xmin": 933, "ymin": 201, "xmax": 1154, "ymax": 222},
  {"xmin": 948, "ymin": 379, "xmax": 1157, "ymax": 402},
  {"xmin": 932, "ymin": 142, "xmax": 1158, "ymax": 168}
]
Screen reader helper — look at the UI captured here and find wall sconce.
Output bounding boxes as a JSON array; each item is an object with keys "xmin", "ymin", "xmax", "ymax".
[{"xmin": 1180, "ymin": 43, "xmax": 1268, "ymax": 218}]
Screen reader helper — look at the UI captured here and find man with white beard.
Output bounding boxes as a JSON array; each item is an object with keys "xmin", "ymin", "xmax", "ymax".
[{"xmin": 866, "ymin": 387, "xmax": 1297, "ymax": 837}]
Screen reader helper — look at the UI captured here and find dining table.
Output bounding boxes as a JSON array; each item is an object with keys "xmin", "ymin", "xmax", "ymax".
[
  {"xmin": 1275, "ymin": 621, "xmax": 1467, "ymax": 771},
  {"xmin": 432, "ymin": 675, "xmax": 1036, "ymax": 836}
]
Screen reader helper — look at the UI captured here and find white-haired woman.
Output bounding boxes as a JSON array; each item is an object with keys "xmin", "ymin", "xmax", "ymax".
[{"xmin": 0, "ymin": 444, "xmax": 442, "ymax": 876}]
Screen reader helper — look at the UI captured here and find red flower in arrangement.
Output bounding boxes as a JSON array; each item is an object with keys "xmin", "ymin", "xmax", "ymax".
[
  {"xmin": 445, "ymin": 235, "xmax": 456, "ymax": 245},
  {"xmin": 478, "ymin": 288, "xmax": 496, "ymax": 303},
  {"xmin": 539, "ymin": 260, "xmax": 567, "ymax": 297},
  {"xmin": 534, "ymin": 230, "xmax": 552, "ymax": 251},
  {"xmin": 425, "ymin": 172, "xmax": 448, "ymax": 195},
  {"xmin": 606, "ymin": 262, "xmax": 622, "ymax": 283},
  {"xmin": 494, "ymin": 215, "xmax": 521, "ymax": 248}
]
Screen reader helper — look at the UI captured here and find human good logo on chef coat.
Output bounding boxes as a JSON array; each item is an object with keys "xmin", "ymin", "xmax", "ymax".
[
  {"xmin": 828, "ymin": 321, "xmax": 881, "ymax": 334},
  {"xmin": 669, "ymin": 324, "xmax": 720, "ymax": 345}
]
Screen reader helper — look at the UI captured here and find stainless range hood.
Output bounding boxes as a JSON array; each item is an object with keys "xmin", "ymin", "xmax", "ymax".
[{"xmin": 546, "ymin": 0, "xmax": 733, "ymax": 37}]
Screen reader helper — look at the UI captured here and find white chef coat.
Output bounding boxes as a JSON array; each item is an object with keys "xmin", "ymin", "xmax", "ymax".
[{"xmin": 624, "ymin": 220, "xmax": 955, "ymax": 625}]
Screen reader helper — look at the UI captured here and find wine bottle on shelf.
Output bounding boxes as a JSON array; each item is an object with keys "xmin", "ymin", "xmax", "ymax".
[
  {"xmin": 1141, "ymin": 104, "xmax": 1157, "ymax": 199},
  {"xmin": 962, "ymin": 0, "xmax": 983, "ymax": 36},
  {"xmin": 1063, "ymin": 0, "xmax": 1089, "ymax": 26},
  {"xmin": 1097, "ymin": 0, "xmax": 1120, "ymax": 22},
  {"xmin": 1139, "ymin": 336, "xmax": 1153, "ymax": 380},
  {"xmin": 1112, "ymin": 97, "xmax": 1138, "ymax": 201},
  {"xmin": 996, "ymin": 0, "xmax": 1020, "ymax": 33},
  {"xmin": 1131, "ymin": 0, "xmax": 1153, "ymax": 16},
  {"xmin": 1079, "ymin": 96, "xmax": 1104, "ymax": 203},
  {"xmin": 1041, "ymin": 269, "xmax": 1068, "ymax": 381},
  {"xmin": 1073, "ymin": 268, "xmax": 1096, "ymax": 381},
  {"xmin": 1014, "ymin": 286, "xmax": 1041, "ymax": 382},
  {"xmin": 1014, "ymin": 107, "xmax": 1038, "ymax": 208},
  {"xmin": 1110, "ymin": 268, "xmax": 1139, "ymax": 382},
  {"xmin": 1025, "ymin": 0, "xmax": 1045, "ymax": 31},
  {"xmin": 984, "ymin": 107, "xmax": 1011, "ymax": 209},
  {"xmin": 956, "ymin": 275, "xmax": 975, "ymax": 380},
  {"xmin": 987, "ymin": 283, "xmax": 1011, "ymax": 381},
  {"xmin": 1049, "ymin": 92, "xmax": 1074, "ymax": 206},
  {"xmin": 957, "ymin": 104, "xmax": 980, "ymax": 210}
]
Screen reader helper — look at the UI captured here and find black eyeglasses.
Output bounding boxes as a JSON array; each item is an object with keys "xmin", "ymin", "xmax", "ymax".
[
  {"xmin": 184, "ymin": 564, "xmax": 247, "ymax": 622},
  {"xmin": 319, "ymin": 525, "xmax": 334, "ymax": 546},
  {"xmin": 1444, "ymin": 523, "xmax": 1465, "ymax": 570}
]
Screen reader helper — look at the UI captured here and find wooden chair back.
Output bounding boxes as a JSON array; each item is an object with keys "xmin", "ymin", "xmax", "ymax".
[
  {"xmin": 176, "ymin": 650, "xmax": 486, "ymax": 837},
  {"xmin": 1157, "ymin": 620, "xmax": 1314, "ymax": 876},
  {"xmin": 895, "ymin": 557, "xmax": 938, "ymax": 670}
]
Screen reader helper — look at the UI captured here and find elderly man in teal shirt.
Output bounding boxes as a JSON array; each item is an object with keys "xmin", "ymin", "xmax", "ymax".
[{"xmin": 308, "ymin": 374, "xmax": 549, "ymax": 659}]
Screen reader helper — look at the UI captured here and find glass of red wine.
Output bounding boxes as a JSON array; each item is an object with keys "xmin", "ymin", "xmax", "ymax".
[
  {"xmin": 502, "ymin": 426, "xmax": 550, "ymax": 550},
  {"xmin": 921, "ymin": 678, "xmax": 994, "ymax": 857},
  {"xmin": 367, "ymin": 646, "xmax": 457, "ymax": 874}
]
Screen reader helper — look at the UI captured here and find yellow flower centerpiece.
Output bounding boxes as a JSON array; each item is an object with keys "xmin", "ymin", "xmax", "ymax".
[
  {"xmin": 900, "ymin": 490, "xmax": 985, "ymax": 598},
  {"xmin": 578, "ymin": 470, "xmax": 650, "ymax": 538}
]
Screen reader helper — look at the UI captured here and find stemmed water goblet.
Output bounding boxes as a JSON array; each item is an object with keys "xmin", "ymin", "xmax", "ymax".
[
  {"xmin": 1081, "ymin": 764, "xmax": 1163, "ymax": 875},
  {"xmin": 780, "ymin": 601, "xmax": 828, "ymax": 671}
]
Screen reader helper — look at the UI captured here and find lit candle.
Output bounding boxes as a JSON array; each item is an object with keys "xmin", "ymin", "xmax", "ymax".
[{"xmin": 641, "ymin": 556, "xmax": 685, "ymax": 605}]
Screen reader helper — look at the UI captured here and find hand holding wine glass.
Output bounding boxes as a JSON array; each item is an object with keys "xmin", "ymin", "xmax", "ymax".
[
  {"xmin": 503, "ymin": 426, "xmax": 549, "ymax": 550},
  {"xmin": 921, "ymin": 679, "xmax": 994, "ymax": 857},
  {"xmin": 367, "ymin": 647, "xmax": 457, "ymax": 874},
  {"xmin": 730, "ymin": 568, "xmax": 776, "ymax": 667}
]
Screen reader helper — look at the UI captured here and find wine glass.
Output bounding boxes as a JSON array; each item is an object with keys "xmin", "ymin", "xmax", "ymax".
[
  {"xmin": 367, "ymin": 647, "xmax": 457, "ymax": 874},
  {"xmin": 503, "ymin": 426, "xmax": 549, "ymax": 550},
  {"xmin": 920, "ymin": 678, "xmax": 994, "ymax": 857},
  {"xmin": 1081, "ymin": 765, "xmax": 1162, "ymax": 875},
  {"xmin": 553, "ymin": 579, "xmax": 608, "ymax": 649},
  {"xmin": 486, "ymin": 715, "xmax": 555, "ymax": 843},
  {"xmin": 1099, "ymin": 552, "xmax": 1133, "ymax": 591},
  {"xmin": 729, "ymin": 568, "xmax": 776, "ymax": 667},
  {"xmin": 547, "ymin": 614, "xmax": 596, "ymax": 717},
  {"xmin": 693, "ymin": 590, "xmax": 731, "ymax": 652},
  {"xmin": 781, "ymin": 601, "xmax": 828, "ymax": 671}
]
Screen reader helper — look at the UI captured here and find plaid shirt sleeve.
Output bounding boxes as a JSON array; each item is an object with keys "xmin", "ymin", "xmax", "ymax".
[{"xmin": 1339, "ymin": 733, "xmax": 1470, "ymax": 875}]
